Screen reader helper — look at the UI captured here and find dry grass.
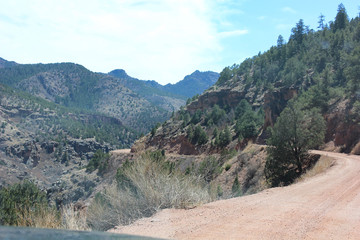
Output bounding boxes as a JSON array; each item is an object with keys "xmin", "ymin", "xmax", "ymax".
[
  {"xmin": 16, "ymin": 206, "xmax": 62, "ymax": 229},
  {"xmin": 350, "ymin": 141, "xmax": 360, "ymax": 155},
  {"xmin": 87, "ymin": 153, "xmax": 213, "ymax": 231},
  {"xmin": 16, "ymin": 204, "xmax": 90, "ymax": 231},
  {"xmin": 296, "ymin": 155, "xmax": 335, "ymax": 182},
  {"xmin": 61, "ymin": 204, "xmax": 90, "ymax": 231}
]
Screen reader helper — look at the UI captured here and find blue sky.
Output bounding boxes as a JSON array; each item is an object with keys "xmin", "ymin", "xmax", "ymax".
[{"xmin": 0, "ymin": 0, "xmax": 359, "ymax": 84}]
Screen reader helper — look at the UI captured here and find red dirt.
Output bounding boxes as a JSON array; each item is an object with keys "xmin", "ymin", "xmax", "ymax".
[{"xmin": 110, "ymin": 151, "xmax": 360, "ymax": 239}]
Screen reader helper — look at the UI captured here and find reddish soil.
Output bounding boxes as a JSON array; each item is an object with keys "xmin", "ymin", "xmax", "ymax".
[{"xmin": 110, "ymin": 151, "xmax": 360, "ymax": 240}]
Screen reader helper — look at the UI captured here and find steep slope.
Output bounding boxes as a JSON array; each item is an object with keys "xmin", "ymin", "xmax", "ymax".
[
  {"xmin": 129, "ymin": 8, "xmax": 360, "ymax": 204},
  {"xmin": 133, "ymin": 12, "xmax": 360, "ymax": 156},
  {"xmin": 108, "ymin": 69, "xmax": 186, "ymax": 112},
  {"xmin": 0, "ymin": 84, "xmax": 137, "ymax": 204},
  {"xmin": 109, "ymin": 69, "xmax": 219, "ymax": 110},
  {"xmin": 162, "ymin": 70, "xmax": 219, "ymax": 98},
  {"xmin": 0, "ymin": 57, "xmax": 17, "ymax": 68},
  {"xmin": 111, "ymin": 151, "xmax": 360, "ymax": 240},
  {"xmin": 140, "ymin": 70, "xmax": 219, "ymax": 98}
]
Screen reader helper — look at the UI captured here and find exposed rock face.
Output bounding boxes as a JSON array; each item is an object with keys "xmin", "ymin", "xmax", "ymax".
[
  {"xmin": 263, "ymin": 88, "xmax": 298, "ymax": 129},
  {"xmin": 69, "ymin": 138, "xmax": 111, "ymax": 156},
  {"xmin": 0, "ymin": 96, "xmax": 117, "ymax": 204},
  {"xmin": 5, "ymin": 141, "xmax": 40, "ymax": 167},
  {"xmin": 324, "ymin": 99, "xmax": 360, "ymax": 153},
  {"xmin": 187, "ymin": 89, "xmax": 246, "ymax": 114}
]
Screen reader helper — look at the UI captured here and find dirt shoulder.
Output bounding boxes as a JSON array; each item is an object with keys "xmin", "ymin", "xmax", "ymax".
[{"xmin": 110, "ymin": 151, "xmax": 360, "ymax": 240}]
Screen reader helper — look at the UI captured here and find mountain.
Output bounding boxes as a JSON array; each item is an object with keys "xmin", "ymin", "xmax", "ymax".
[
  {"xmin": 0, "ymin": 60, "xmax": 219, "ymax": 203},
  {"xmin": 0, "ymin": 83, "xmax": 139, "ymax": 204},
  {"xmin": 0, "ymin": 63, "xmax": 176, "ymax": 134},
  {"xmin": 132, "ymin": 9, "xmax": 360, "ymax": 195},
  {"xmin": 162, "ymin": 70, "xmax": 220, "ymax": 98},
  {"xmin": 109, "ymin": 69, "xmax": 220, "ymax": 100},
  {"xmin": 0, "ymin": 57, "xmax": 17, "ymax": 68},
  {"xmin": 108, "ymin": 69, "xmax": 186, "ymax": 112}
]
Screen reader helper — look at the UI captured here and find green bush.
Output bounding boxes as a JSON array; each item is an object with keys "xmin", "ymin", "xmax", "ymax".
[
  {"xmin": 0, "ymin": 180, "xmax": 50, "ymax": 226},
  {"xmin": 86, "ymin": 149, "xmax": 110, "ymax": 174},
  {"xmin": 231, "ymin": 176, "xmax": 242, "ymax": 197},
  {"xmin": 225, "ymin": 164, "xmax": 232, "ymax": 171}
]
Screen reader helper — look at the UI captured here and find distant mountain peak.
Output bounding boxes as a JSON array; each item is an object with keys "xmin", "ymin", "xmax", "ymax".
[
  {"xmin": 108, "ymin": 69, "xmax": 132, "ymax": 80},
  {"xmin": 0, "ymin": 57, "xmax": 17, "ymax": 68},
  {"xmin": 162, "ymin": 70, "xmax": 219, "ymax": 98}
]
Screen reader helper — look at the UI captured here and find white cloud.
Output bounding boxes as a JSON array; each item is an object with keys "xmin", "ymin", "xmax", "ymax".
[
  {"xmin": 282, "ymin": 7, "xmax": 297, "ymax": 14},
  {"xmin": 0, "ymin": 0, "xmax": 229, "ymax": 84}
]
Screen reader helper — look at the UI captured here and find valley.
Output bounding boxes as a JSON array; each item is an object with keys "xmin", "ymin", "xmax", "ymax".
[{"xmin": 0, "ymin": 3, "xmax": 360, "ymax": 239}]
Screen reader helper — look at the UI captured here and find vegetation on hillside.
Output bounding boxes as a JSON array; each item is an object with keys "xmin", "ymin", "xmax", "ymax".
[
  {"xmin": 0, "ymin": 180, "xmax": 51, "ymax": 226},
  {"xmin": 265, "ymin": 100, "xmax": 326, "ymax": 186},
  {"xmin": 87, "ymin": 151, "xmax": 213, "ymax": 231},
  {"xmin": 0, "ymin": 84, "xmax": 137, "ymax": 148},
  {"xmin": 217, "ymin": 4, "xmax": 359, "ymax": 98},
  {"xmin": 0, "ymin": 180, "xmax": 89, "ymax": 230},
  {"xmin": 0, "ymin": 62, "xmax": 178, "ymax": 135},
  {"xmin": 173, "ymin": 98, "xmax": 264, "ymax": 150},
  {"xmin": 141, "ymin": 5, "xmax": 360, "ymax": 194}
]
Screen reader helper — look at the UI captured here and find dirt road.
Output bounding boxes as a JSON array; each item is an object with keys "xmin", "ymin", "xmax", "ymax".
[
  {"xmin": 110, "ymin": 151, "xmax": 360, "ymax": 239},
  {"xmin": 110, "ymin": 149, "xmax": 131, "ymax": 154}
]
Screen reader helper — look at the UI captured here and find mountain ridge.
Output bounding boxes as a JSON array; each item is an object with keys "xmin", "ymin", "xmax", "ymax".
[{"xmin": 109, "ymin": 68, "xmax": 219, "ymax": 99}]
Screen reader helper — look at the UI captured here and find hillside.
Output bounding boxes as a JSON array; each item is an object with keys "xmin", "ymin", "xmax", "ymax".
[
  {"xmin": 0, "ymin": 63, "xmax": 174, "ymax": 134},
  {"xmin": 109, "ymin": 69, "xmax": 219, "ymax": 102},
  {"xmin": 140, "ymin": 70, "xmax": 219, "ymax": 98},
  {"xmin": 130, "ymin": 6, "xmax": 360, "ymax": 198},
  {"xmin": 0, "ymin": 83, "xmax": 138, "ymax": 204},
  {"xmin": 0, "ymin": 57, "xmax": 17, "ymax": 68},
  {"xmin": 162, "ymin": 70, "xmax": 220, "ymax": 98},
  {"xmin": 134, "ymin": 9, "xmax": 360, "ymax": 155},
  {"xmin": 0, "ymin": 60, "xmax": 219, "ymax": 206},
  {"xmin": 108, "ymin": 69, "xmax": 186, "ymax": 112}
]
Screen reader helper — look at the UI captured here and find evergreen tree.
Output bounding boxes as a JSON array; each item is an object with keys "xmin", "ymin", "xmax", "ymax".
[
  {"xmin": 277, "ymin": 35, "xmax": 284, "ymax": 48},
  {"xmin": 265, "ymin": 101, "xmax": 326, "ymax": 186},
  {"xmin": 318, "ymin": 14, "xmax": 326, "ymax": 29},
  {"xmin": 334, "ymin": 3, "xmax": 349, "ymax": 31},
  {"xmin": 290, "ymin": 19, "xmax": 306, "ymax": 45},
  {"xmin": 218, "ymin": 126, "xmax": 231, "ymax": 148}
]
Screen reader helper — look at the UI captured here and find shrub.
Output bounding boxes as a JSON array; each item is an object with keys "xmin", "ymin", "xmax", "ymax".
[
  {"xmin": 0, "ymin": 180, "xmax": 54, "ymax": 226},
  {"xmin": 86, "ymin": 149, "xmax": 110, "ymax": 174},
  {"xmin": 150, "ymin": 122, "xmax": 161, "ymax": 137},
  {"xmin": 187, "ymin": 125, "xmax": 208, "ymax": 145},
  {"xmin": 205, "ymin": 105, "xmax": 225, "ymax": 126},
  {"xmin": 191, "ymin": 109, "xmax": 203, "ymax": 124},
  {"xmin": 198, "ymin": 156, "xmax": 222, "ymax": 182},
  {"xmin": 225, "ymin": 164, "xmax": 232, "ymax": 171},
  {"xmin": 231, "ymin": 176, "xmax": 241, "ymax": 197},
  {"xmin": 217, "ymin": 126, "xmax": 231, "ymax": 148}
]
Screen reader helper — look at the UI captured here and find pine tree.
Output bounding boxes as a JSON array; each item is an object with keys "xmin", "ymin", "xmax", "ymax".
[
  {"xmin": 318, "ymin": 14, "xmax": 326, "ymax": 29},
  {"xmin": 265, "ymin": 101, "xmax": 326, "ymax": 186},
  {"xmin": 334, "ymin": 3, "xmax": 348, "ymax": 31}
]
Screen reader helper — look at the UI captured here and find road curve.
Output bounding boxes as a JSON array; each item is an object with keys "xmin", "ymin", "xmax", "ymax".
[{"xmin": 110, "ymin": 151, "xmax": 360, "ymax": 240}]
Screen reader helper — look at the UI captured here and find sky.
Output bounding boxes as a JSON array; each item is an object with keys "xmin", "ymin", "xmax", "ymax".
[{"xmin": 0, "ymin": 0, "xmax": 359, "ymax": 85}]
